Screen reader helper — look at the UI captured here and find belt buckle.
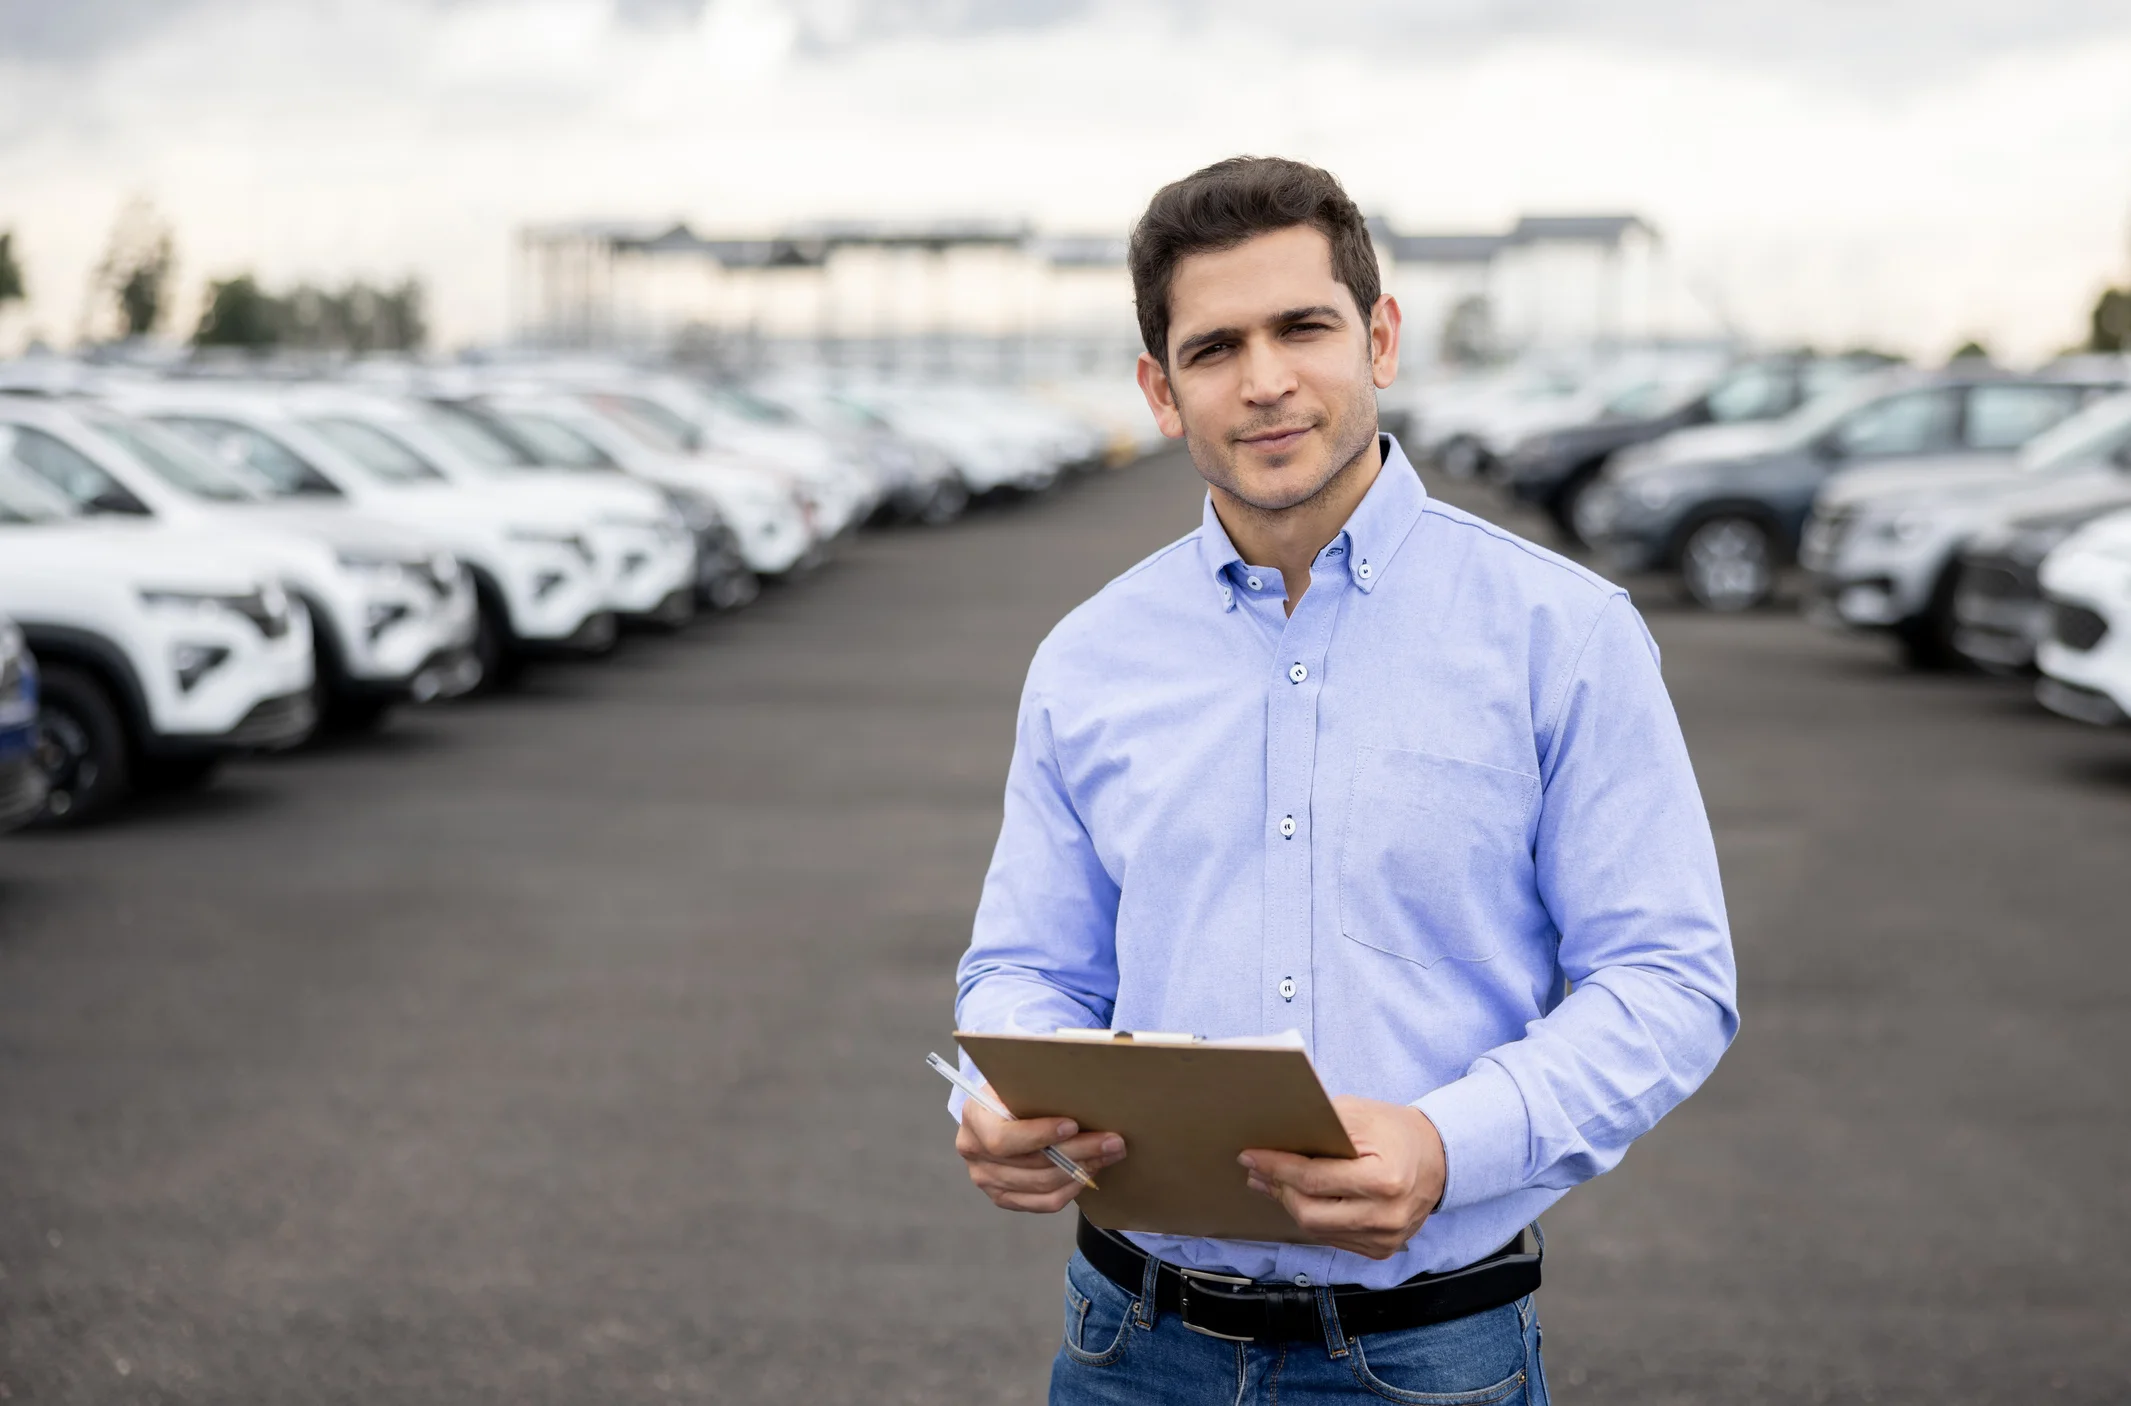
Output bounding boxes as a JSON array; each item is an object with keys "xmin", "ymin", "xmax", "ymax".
[{"xmin": 1177, "ymin": 1267, "xmax": 1258, "ymax": 1342}]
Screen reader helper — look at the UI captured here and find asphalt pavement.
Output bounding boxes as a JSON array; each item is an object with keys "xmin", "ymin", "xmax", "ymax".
[{"xmin": 2, "ymin": 446, "xmax": 2128, "ymax": 1404}]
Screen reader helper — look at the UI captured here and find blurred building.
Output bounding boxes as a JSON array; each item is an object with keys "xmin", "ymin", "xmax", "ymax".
[{"xmin": 513, "ymin": 211, "xmax": 1715, "ymax": 371}]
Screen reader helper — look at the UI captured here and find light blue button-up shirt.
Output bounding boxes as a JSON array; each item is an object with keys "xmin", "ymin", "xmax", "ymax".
[{"xmin": 954, "ymin": 435, "xmax": 1738, "ymax": 1290}]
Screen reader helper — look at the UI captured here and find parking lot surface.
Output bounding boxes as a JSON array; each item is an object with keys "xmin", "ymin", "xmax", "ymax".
[{"xmin": 3, "ymin": 448, "xmax": 2128, "ymax": 1404}]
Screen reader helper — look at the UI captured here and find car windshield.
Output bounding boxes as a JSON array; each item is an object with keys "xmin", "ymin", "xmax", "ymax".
[
  {"xmin": 0, "ymin": 457, "xmax": 77, "ymax": 522},
  {"xmin": 303, "ymin": 416, "xmax": 447, "ymax": 483},
  {"xmin": 155, "ymin": 416, "xmax": 344, "ymax": 497},
  {"xmin": 497, "ymin": 410, "xmax": 616, "ymax": 469},
  {"xmin": 1704, "ymin": 364, "xmax": 1794, "ymax": 423},
  {"xmin": 585, "ymin": 394, "xmax": 695, "ymax": 453},
  {"xmin": 419, "ymin": 403, "xmax": 537, "ymax": 469},
  {"xmin": 2016, "ymin": 393, "xmax": 2131, "ymax": 475},
  {"xmin": 1773, "ymin": 376, "xmax": 1912, "ymax": 447},
  {"xmin": 705, "ymin": 385, "xmax": 795, "ymax": 426},
  {"xmin": 81, "ymin": 413, "xmax": 260, "ymax": 502}
]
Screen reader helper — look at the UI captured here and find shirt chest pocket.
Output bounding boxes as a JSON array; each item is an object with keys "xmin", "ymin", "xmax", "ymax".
[{"xmin": 1338, "ymin": 745, "xmax": 1540, "ymax": 967}]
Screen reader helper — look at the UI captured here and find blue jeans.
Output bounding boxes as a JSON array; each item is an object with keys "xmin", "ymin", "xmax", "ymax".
[{"xmin": 1050, "ymin": 1250, "xmax": 1549, "ymax": 1405}]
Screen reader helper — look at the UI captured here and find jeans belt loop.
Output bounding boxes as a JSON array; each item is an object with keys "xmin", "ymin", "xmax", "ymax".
[
  {"xmin": 1315, "ymin": 1282, "xmax": 1349, "ymax": 1359},
  {"xmin": 1133, "ymin": 1239, "xmax": 1163, "ymax": 1331}
]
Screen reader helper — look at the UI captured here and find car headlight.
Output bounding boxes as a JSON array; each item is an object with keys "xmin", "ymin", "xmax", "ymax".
[
  {"xmin": 0, "ymin": 620, "xmax": 29, "ymax": 697},
  {"xmin": 1633, "ymin": 480, "xmax": 1674, "ymax": 511},
  {"xmin": 505, "ymin": 528, "xmax": 595, "ymax": 565},
  {"xmin": 1871, "ymin": 510, "xmax": 1936, "ymax": 545},
  {"xmin": 140, "ymin": 585, "xmax": 293, "ymax": 639}
]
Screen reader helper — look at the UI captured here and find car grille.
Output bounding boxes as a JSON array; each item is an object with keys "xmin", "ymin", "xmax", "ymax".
[
  {"xmin": 224, "ymin": 690, "xmax": 318, "ymax": 749},
  {"xmin": 2052, "ymin": 602, "xmax": 2109, "ymax": 652},
  {"xmin": 1957, "ymin": 560, "xmax": 2029, "ymax": 600},
  {"xmin": 1802, "ymin": 508, "xmax": 1854, "ymax": 563}
]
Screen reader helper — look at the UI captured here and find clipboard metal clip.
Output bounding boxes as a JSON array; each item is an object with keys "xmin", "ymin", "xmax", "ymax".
[{"xmin": 1176, "ymin": 1267, "xmax": 1260, "ymax": 1341}]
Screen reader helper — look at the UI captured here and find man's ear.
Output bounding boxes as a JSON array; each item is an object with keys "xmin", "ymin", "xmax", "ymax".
[
  {"xmin": 1137, "ymin": 352, "xmax": 1187, "ymax": 440},
  {"xmin": 1369, "ymin": 295, "xmax": 1402, "ymax": 392}
]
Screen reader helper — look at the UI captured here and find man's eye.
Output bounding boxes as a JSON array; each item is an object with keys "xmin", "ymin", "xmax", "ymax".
[
  {"xmin": 1285, "ymin": 322, "xmax": 1330, "ymax": 335},
  {"xmin": 1191, "ymin": 342, "xmax": 1232, "ymax": 363}
]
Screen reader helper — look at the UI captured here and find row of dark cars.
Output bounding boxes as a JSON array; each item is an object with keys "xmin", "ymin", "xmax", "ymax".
[{"xmin": 1397, "ymin": 349, "xmax": 2131, "ymax": 728}]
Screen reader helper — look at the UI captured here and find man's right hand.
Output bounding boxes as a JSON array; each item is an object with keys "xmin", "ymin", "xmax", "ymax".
[{"xmin": 955, "ymin": 1086, "xmax": 1127, "ymax": 1214}]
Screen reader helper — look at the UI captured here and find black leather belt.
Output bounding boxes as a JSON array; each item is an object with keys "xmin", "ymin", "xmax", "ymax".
[{"xmin": 1076, "ymin": 1214, "xmax": 1540, "ymax": 1344}]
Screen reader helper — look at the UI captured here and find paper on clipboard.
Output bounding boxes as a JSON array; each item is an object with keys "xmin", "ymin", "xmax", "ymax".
[{"xmin": 954, "ymin": 1028, "xmax": 1356, "ymax": 1243}]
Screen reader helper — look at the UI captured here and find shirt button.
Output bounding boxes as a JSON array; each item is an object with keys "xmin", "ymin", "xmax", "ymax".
[
  {"xmin": 1293, "ymin": 1273, "xmax": 1311, "ymax": 1287},
  {"xmin": 1278, "ymin": 977, "xmax": 1296, "ymax": 1001},
  {"xmin": 1246, "ymin": 575, "xmax": 1262, "ymax": 590},
  {"xmin": 1288, "ymin": 662, "xmax": 1307, "ymax": 684},
  {"xmin": 1357, "ymin": 561, "xmax": 1374, "ymax": 581},
  {"xmin": 1279, "ymin": 815, "xmax": 1296, "ymax": 838}
]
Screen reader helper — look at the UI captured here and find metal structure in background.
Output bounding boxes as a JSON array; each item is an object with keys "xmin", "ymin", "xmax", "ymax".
[{"xmin": 511, "ymin": 213, "xmax": 1670, "ymax": 375}]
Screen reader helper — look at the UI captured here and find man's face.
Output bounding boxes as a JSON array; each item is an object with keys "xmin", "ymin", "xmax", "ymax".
[{"xmin": 1137, "ymin": 225, "xmax": 1399, "ymax": 514}]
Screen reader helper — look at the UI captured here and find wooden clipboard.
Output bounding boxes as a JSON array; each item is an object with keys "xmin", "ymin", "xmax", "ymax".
[{"xmin": 955, "ymin": 1030, "xmax": 1357, "ymax": 1243}]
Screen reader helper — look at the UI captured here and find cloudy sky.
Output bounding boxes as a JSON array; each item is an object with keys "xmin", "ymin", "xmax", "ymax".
[{"xmin": 2, "ymin": 0, "xmax": 2129, "ymax": 358}]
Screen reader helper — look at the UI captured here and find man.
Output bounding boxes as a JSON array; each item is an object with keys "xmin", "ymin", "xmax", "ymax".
[{"xmin": 950, "ymin": 157, "xmax": 1738, "ymax": 1404}]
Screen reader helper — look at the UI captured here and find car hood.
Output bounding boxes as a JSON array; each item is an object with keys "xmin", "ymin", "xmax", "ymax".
[
  {"xmin": 1815, "ymin": 457, "xmax": 2021, "ymax": 513},
  {"xmin": 0, "ymin": 519, "xmax": 279, "ymax": 592},
  {"xmin": 1625, "ymin": 420, "xmax": 1794, "ymax": 473},
  {"xmin": 221, "ymin": 501, "xmax": 444, "ymax": 557},
  {"xmin": 2051, "ymin": 503, "xmax": 2131, "ymax": 559}
]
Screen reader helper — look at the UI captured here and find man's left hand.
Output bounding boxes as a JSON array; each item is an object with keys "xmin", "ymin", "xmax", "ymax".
[{"xmin": 1239, "ymin": 1096, "xmax": 1447, "ymax": 1260}]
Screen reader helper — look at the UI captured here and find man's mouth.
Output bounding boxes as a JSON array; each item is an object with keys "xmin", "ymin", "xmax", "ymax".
[{"xmin": 1237, "ymin": 425, "xmax": 1313, "ymax": 454}]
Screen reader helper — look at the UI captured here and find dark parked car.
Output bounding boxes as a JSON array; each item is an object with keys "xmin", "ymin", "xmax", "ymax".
[
  {"xmin": 1577, "ymin": 370, "xmax": 2124, "ymax": 609},
  {"xmin": 1498, "ymin": 353, "xmax": 1889, "ymax": 543},
  {"xmin": 1951, "ymin": 480, "xmax": 2131, "ymax": 672}
]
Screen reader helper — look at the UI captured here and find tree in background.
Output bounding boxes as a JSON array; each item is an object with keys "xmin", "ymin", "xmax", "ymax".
[
  {"xmin": 2090, "ymin": 286, "xmax": 2131, "ymax": 353},
  {"xmin": 94, "ymin": 198, "xmax": 177, "ymax": 338},
  {"xmin": 192, "ymin": 275, "xmax": 426, "ymax": 353},
  {"xmin": 0, "ymin": 230, "xmax": 24, "ymax": 311},
  {"xmin": 1947, "ymin": 338, "xmax": 1993, "ymax": 364},
  {"xmin": 194, "ymin": 275, "xmax": 284, "ymax": 349}
]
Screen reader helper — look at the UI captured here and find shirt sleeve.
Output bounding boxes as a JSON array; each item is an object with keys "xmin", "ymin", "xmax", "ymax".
[
  {"xmin": 949, "ymin": 675, "xmax": 1121, "ymax": 1118},
  {"xmin": 1415, "ymin": 592, "xmax": 1740, "ymax": 1211}
]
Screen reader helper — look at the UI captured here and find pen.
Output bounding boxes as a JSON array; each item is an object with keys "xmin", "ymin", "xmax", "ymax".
[{"xmin": 926, "ymin": 1050, "xmax": 1100, "ymax": 1192}]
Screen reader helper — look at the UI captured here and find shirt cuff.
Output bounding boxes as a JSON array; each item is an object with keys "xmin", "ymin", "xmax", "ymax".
[{"xmin": 1413, "ymin": 1060, "xmax": 1532, "ymax": 1212}]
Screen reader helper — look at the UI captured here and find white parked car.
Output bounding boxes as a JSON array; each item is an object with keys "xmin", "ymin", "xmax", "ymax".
[
  {"xmin": 1, "ymin": 396, "xmax": 478, "ymax": 728},
  {"xmin": 265, "ymin": 385, "xmax": 699, "ymax": 630},
  {"xmin": 458, "ymin": 389, "xmax": 815, "ymax": 579},
  {"xmin": 0, "ymin": 465, "xmax": 315, "ymax": 825},
  {"xmin": 1801, "ymin": 391, "xmax": 2131, "ymax": 666},
  {"xmin": 2035, "ymin": 506, "xmax": 2131, "ymax": 726},
  {"xmin": 97, "ymin": 384, "xmax": 615, "ymax": 683}
]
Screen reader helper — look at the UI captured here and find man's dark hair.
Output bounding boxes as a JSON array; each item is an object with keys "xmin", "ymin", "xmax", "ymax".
[{"xmin": 1128, "ymin": 156, "xmax": 1381, "ymax": 366}]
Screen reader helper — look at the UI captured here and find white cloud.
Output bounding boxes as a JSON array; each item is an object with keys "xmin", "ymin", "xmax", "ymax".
[{"xmin": 0, "ymin": 0, "xmax": 2126, "ymax": 358}]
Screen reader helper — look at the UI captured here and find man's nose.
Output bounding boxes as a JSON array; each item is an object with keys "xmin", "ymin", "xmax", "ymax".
[{"xmin": 1237, "ymin": 338, "xmax": 1298, "ymax": 406}]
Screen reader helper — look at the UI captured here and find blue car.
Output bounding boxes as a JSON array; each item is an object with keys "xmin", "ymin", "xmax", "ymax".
[{"xmin": 0, "ymin": 616, "xmax": 45, "ymax": 832}]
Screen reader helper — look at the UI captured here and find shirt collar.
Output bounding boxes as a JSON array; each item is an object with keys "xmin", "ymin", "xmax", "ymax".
[{"xmin": 1197, "ymin": 433, "xmax": 1429, "ymax": 611}]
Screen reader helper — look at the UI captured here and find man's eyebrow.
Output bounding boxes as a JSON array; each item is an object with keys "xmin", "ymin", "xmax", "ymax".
[{"xmin": 1173, "ymin": 305, "xmax": 1349, "ymax": 361}]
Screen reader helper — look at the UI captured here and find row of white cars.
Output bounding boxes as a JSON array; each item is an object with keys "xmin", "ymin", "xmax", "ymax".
[{"xmin": 0, "ymin": 359, "xmax": 1137, "ymax": 830}]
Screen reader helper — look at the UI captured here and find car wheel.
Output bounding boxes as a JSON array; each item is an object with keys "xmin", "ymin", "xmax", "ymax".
[
  {"xmin": 30, "ymin": 664, "xmax": 131, "ymax": 827},
  {"xmin": 1437, "ymin": 436, "xmax": 1486, "ymax": 480},
  {"xmin": 919, "ymin": 480, "xmax": 969, "ymax": 526},
  {"xmin": 1897, "ymin": 567, "xmax": 1969, "ymax": 671},
  {"xmin": 470, "ymin": 596, "xmax": 520, "ymax": 692},
  {"xmin": 1680, "ymin": 516, "xmax": 1775, "ymax": 611},
  {"xmin": 1551, "ymin": 469, "xmax": 1604, "ymax": 548}
]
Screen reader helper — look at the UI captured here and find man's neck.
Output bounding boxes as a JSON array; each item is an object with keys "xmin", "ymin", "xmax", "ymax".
[{"xmin": 1210, "ymin": 432, "xmax": 1384, "ymax": 617}]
